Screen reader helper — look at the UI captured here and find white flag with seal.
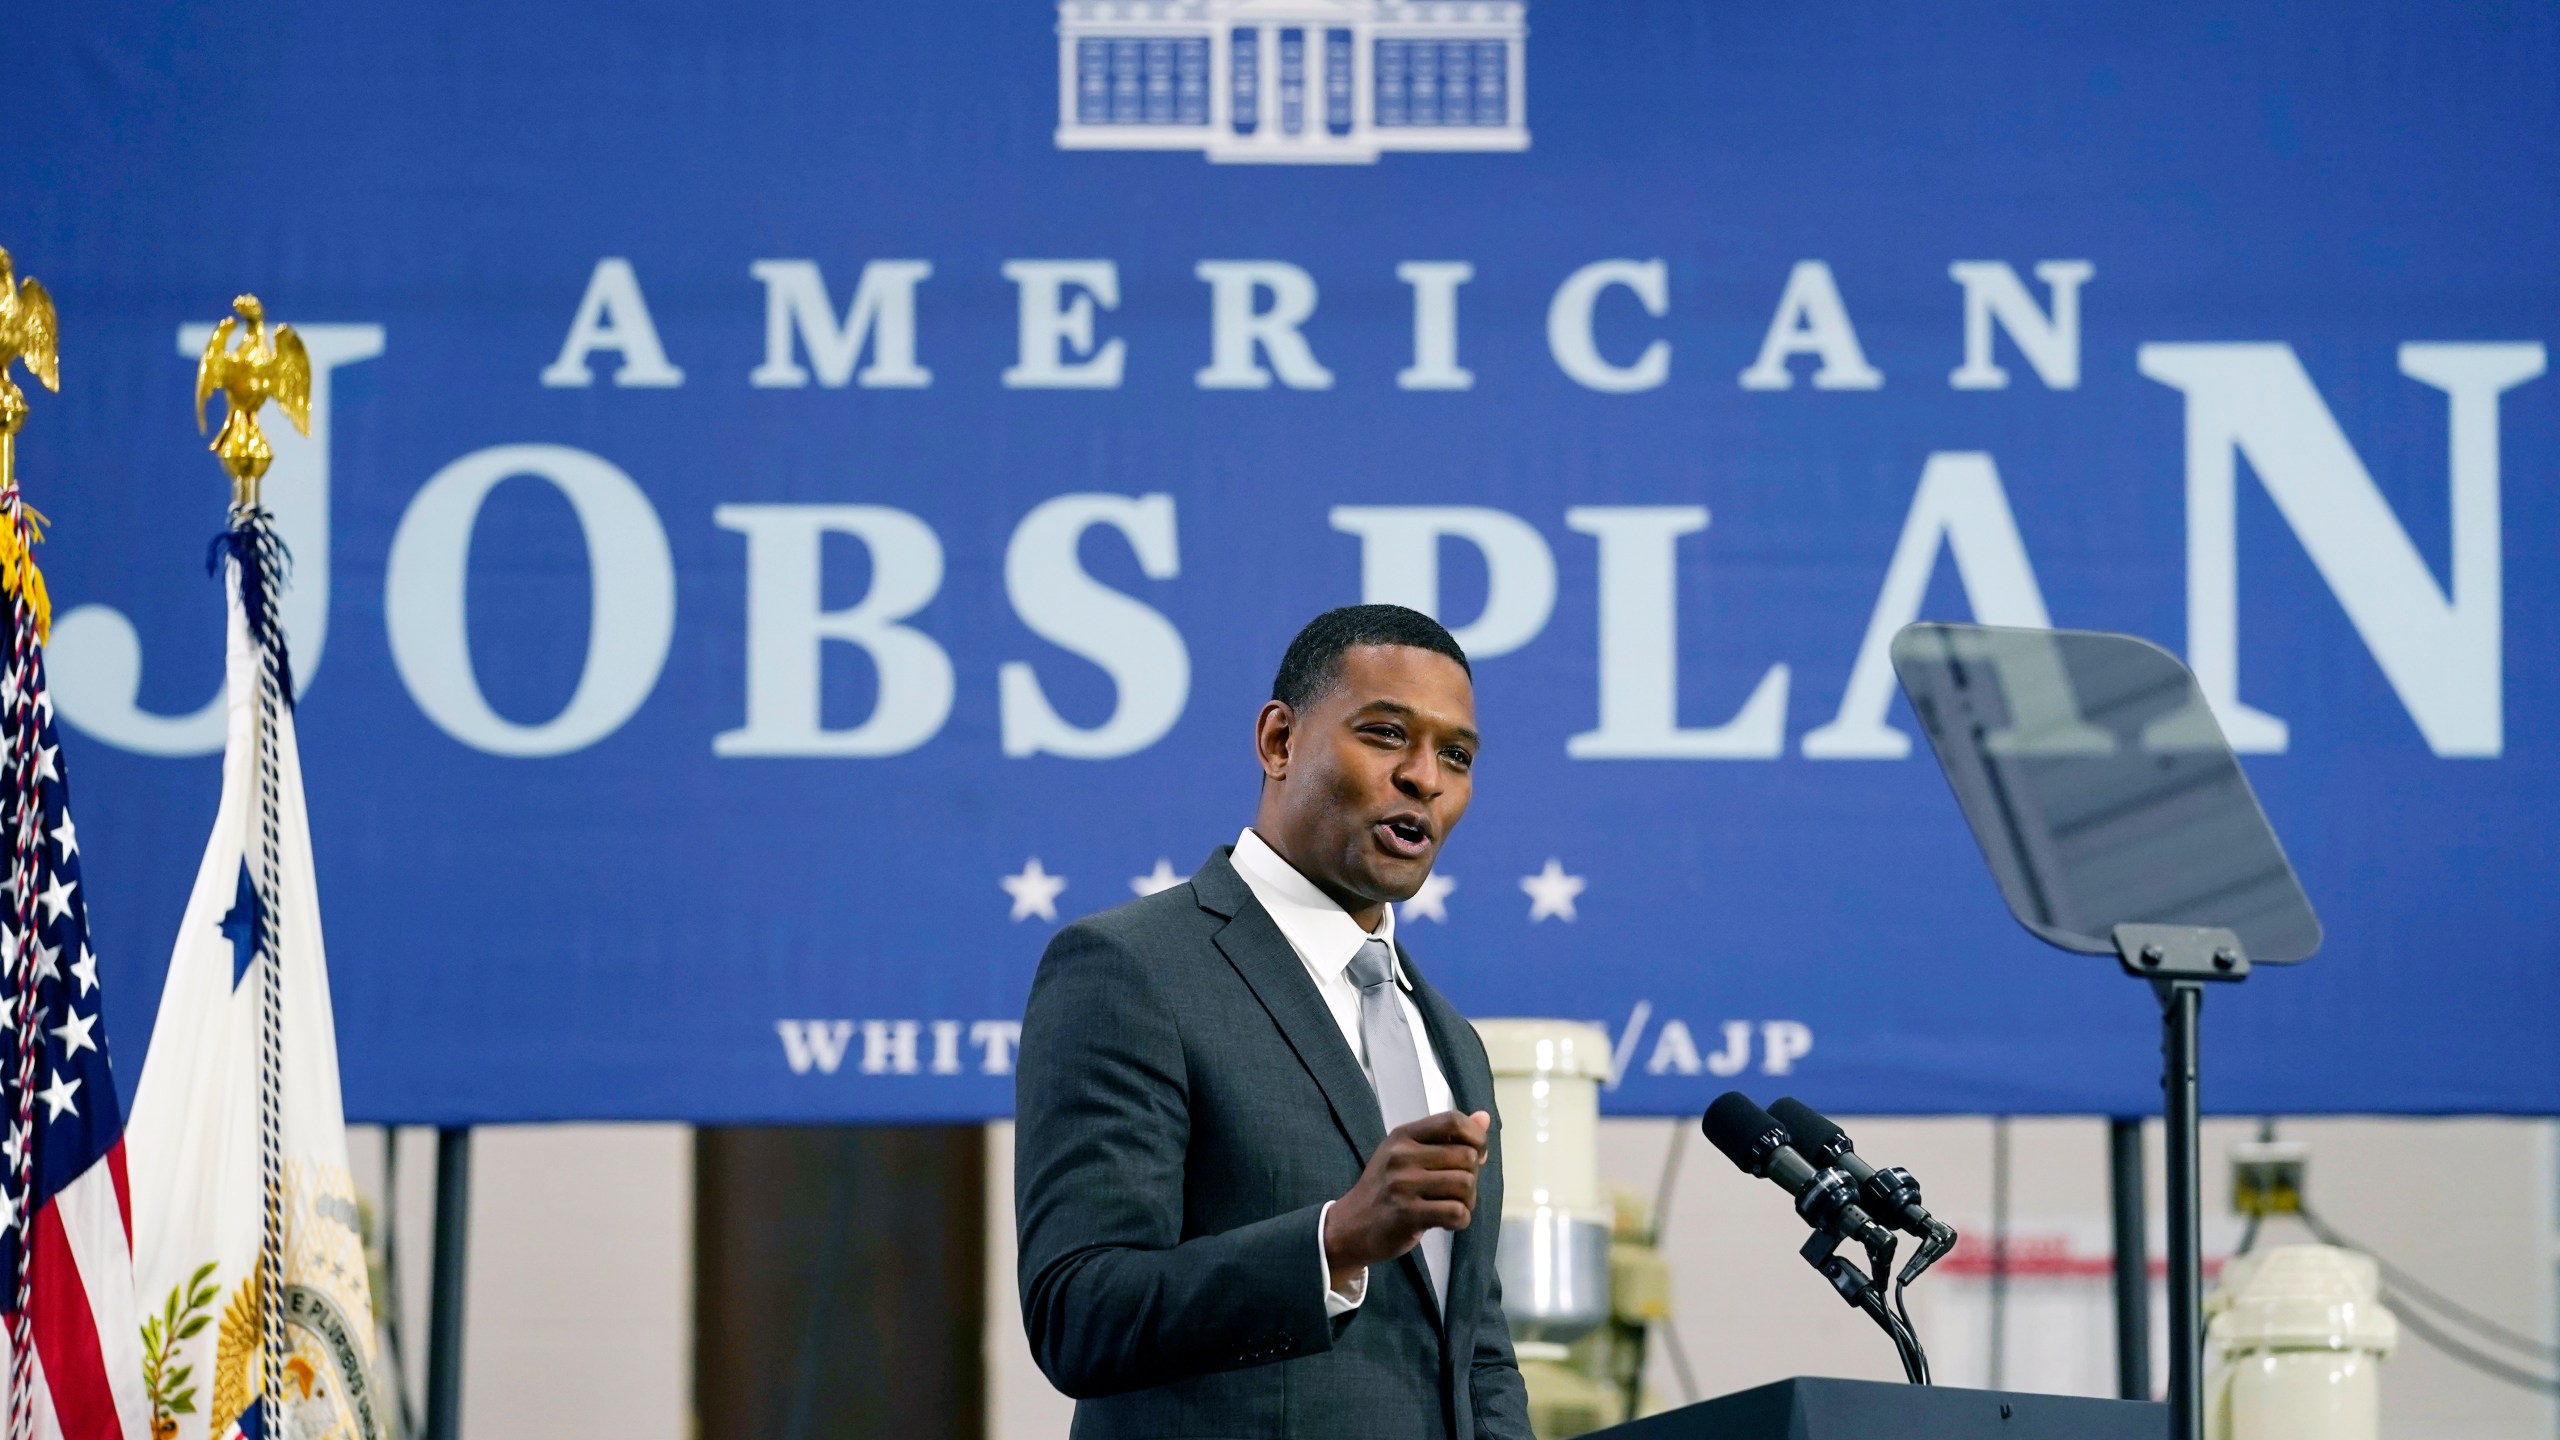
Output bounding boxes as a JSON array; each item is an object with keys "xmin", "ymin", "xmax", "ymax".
[{"xmin": 124, "ymin": 512, "xmax": 380, "ymax": 1440}]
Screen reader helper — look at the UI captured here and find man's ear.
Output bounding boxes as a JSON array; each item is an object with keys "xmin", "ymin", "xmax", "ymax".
[{"xmin": 1255, "ymin": 700, "xmax": 1296, "ymax": 782}]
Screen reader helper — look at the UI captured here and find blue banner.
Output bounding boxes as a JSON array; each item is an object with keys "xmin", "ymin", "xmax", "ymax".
[{"xmin": 10, "ymin": 0, "xmax": 2555, "ymax": 1123}]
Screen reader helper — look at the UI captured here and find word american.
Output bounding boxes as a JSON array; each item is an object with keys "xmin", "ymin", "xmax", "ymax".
[{"xmin": 538, "ymin": 255, "xmax": 2093, "ymax": 395}]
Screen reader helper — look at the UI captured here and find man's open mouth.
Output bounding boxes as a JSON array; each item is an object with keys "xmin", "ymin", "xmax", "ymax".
[{"xmin": 1377, "ymin": 816, "xmax": 1432, "ymax": 858}]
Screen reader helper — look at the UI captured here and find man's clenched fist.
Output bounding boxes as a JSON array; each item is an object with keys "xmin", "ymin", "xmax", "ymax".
[{"xmin": 1322, "ymin": 1110, "xmax": 1490, "ymax": 1289}]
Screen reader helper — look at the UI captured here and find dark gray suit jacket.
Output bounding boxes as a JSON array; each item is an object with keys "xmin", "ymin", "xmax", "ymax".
[{"xmin": 1015, "ymin": 848, "xmax": 1534, "ymax": 1440}]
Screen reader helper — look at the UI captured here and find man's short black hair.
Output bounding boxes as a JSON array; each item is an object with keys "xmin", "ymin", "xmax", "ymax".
[{"xmin": 1271, "ymin": 604, "xmax": 1471, "ymax": 711}]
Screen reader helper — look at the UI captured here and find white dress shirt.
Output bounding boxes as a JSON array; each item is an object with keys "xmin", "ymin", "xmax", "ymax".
[{"xmin": 1230, "ymin": 828, "xmax": 1458, "ymax": 1318}]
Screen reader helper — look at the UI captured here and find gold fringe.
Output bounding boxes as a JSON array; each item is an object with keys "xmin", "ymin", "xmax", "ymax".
[{"xmin": 0, "ymin": 502, "xmax": 49, "ymax": 643}]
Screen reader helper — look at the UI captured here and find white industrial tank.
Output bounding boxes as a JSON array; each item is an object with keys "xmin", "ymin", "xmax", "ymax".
[
  {"xmin": 2205, "ymin": 1244, "xmax": 2398, "ymax": 1440},
  {"xmin": 1474, "ymin": 1018, "xmax": 1615, "ymax": 1346}
]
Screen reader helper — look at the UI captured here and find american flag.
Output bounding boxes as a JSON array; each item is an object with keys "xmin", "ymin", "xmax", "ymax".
[{"xmin": 0, "ymin": 506, "xmax": 146, "ymax": 1440}]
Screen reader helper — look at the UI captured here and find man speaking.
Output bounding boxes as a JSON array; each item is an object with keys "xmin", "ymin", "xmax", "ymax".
[{"xmin": 1015, "ymin": 605, "xmax": 1531, "ymax": 1439}]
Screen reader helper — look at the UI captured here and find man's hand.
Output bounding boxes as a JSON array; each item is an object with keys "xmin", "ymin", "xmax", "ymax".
[{"xmin": 1323, "ymin": 1110, "xmax": 1490, "ymax": 1289}]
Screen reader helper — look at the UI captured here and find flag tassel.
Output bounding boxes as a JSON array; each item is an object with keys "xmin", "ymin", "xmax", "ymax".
[{"xmin": 225, "ymin": 504, "xmax": 294, "ymax": 1433}]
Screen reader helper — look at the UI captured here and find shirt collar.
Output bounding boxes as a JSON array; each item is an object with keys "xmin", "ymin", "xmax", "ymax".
[{"xmin": 1231, "ymin": 828, "xmax": 1410, "ymax": 991}]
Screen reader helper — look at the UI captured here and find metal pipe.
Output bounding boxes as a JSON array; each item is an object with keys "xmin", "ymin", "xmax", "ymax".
[
  {"xmin": 380, "ymin": 1127, "xmax": 418, "ymax": 1438},
  {"xmin": 2161, "ymin": 982, "xmax": 2205, "ymax": 1440},
  {"xmin": 2108, "ymin": 1116, "xmax": 2152, "ymax": 1402},
  {"xmin": 426, "ymin": 1126, "xmax": 473, "ymax": 1440},
  {"xmin": 1988, "ymin": 1117, "xmax": 2011, "ymax": 1389}
]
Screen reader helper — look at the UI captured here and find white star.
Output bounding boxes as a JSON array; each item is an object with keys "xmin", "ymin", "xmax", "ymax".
[
  {"xmin": 0, "ymin": 1123, "xmax": 20, "ymax": 1171},
  {"xmin": 1130, "ymin": 858, "xmax": 1182, "ymax": 897},
  {"xmin": 0, "ymin": 993, "xmax": 12, "ymax": 1033},
  {"xmin": 0, "ymin": 670, "xmax": 19, "ymax": 711},
  {"xmin": 50, "ymin": 1008, "xmax": 95, "ymax": 1059},
  {"xmin": 34, "ymin": 745, "xmax": 55, "ymax": 783},
  {"xmin": 0, "ymin": 1188, "xmax": 17, "ymax": 1240},
  {"xmin": 48, "ymin": 813, "xmax": 73, "ymax": 860},
  {"xmin": 1520, "ymin": 859, "xmax": 1586, "ymax": 923},
  {"xmin": 28, "ymin": 938, "xmax": 56, "ymax": 985},
  {"xmin": 69, "ymin": 946, "xmax": 96, "ymax": 997},
  {"xmin": 33, "ymin": 687, "xmax": 50, "ymax": 726},
  {"xmin": 36, "ymin": 872, "xmax": 70, "ymax": 924},
  {"xmin": 36, "ymin": 1070, "xmax": 77, "ymax": 1121},
  {"xmin": 1001, "ymin": 859, "xmax": 1068, "ymax": 923},
  {"xmin": 1402, "ymin": 872, "xmax": 1457, "ymax": 923}
]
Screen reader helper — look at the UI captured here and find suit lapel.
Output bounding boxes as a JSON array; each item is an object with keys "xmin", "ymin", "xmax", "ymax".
[
  {"xmin": 1195, "ymin": 850, "xmax": 1388, "ymax": 1165},
  {"xmin": 1196, "ymin": 850, "xmax": 1482, "ymax": 1334},
  {"xmin": 1403, "ymin": 945, "xmax": 1492, "ymax": 1338}
]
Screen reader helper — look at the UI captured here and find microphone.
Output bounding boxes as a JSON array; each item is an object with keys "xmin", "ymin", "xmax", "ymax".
[
  {"xmin": 1768, "ymin": 1097, "xmax": 1957, "ymax": 1247},
  {"xmin": 1705, "ymin": 1093, "xmax": 1938, "ymax": 1386},
  {"xmin": 1702, "ymin": 1092, "xmax": 1892, "ymax": 1248}
]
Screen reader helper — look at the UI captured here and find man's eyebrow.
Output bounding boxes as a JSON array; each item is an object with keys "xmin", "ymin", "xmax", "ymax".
[{"xmin": 1351, "ymin": 699, "xmax": 1480, "ymax": 749}]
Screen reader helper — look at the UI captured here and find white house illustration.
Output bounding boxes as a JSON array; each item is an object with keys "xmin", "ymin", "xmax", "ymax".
[{"xmin": 1054, "ymin": 0, "xmax": 1528, "ymax": 163}]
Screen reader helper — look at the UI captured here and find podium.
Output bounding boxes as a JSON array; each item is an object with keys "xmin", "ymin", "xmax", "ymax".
[{"xmin": 1586, "ymin": 1377, "xmax": 2165, "ymax": 1439}]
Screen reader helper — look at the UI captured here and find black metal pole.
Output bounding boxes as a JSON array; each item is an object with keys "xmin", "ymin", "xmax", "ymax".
[
  {"xmin": 2160, "ymin": 983, "xmax": 2204, "ymax": 1440},
  {"xmin": 426, "ymin": 1126, "xmax": 473, "ymax": 1440},
  {"xmin": 2107, "ymin": 1116, "xmax": 2152, "ymax": 1402}
]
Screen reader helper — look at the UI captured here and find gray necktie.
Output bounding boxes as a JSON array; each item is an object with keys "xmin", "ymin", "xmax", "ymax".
[{"xmin": 1349, "ymin": 937, "xmax": 1448, "ymax": 1307}]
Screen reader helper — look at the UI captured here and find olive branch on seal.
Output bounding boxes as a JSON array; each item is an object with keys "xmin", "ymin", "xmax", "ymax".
[{"xmin": 140, "ymin": 1261, "xmax": 219, "ymax": 1439}]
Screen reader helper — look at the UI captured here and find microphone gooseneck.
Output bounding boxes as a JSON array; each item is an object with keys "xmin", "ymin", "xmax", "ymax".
[{"xmin": 1708, "ymin": 1092, "xmax": 1935, "ymax": 1385}]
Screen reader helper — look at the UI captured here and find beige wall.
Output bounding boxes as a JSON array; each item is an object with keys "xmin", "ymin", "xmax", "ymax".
[
  {"xmin": 990, "ymin": 1116, "xmax": 2557, "ymax": 1440},
  {"xmin": 986, "ymin": 1122, "xmax": 1078, "ymax": 1440},
  {"xmin": 1590, "ymin": 1116, "xmax": 2557, "ymax": 1440},
  {"xmin": 350, "ymin": 1116, "xmax": 2557, "ymax": 1440},
  {"xmin": 350, "ymin": 1124, "xmax": 694, "ymax": 1440}
]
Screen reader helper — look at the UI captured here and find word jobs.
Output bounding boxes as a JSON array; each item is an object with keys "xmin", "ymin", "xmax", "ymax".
[
  {"xmin": 539, "ymin": 255, "xmax": 2098, "ymax": 394},
  {"xmin": 39, "ymin": 316, "xmax": 2543, "ymax": 765}
]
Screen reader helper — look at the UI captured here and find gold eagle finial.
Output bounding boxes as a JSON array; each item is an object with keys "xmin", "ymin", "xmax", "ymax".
[
  {"xmin": 196, "ymin": 293, "xmax": 311, "ymax": 506},
  {"xmin": 0, "ymin": 247, "xmax": 61, "ymax": 480},
  {"xmin": 0, "ymin": 247, "xmax": 60, "ymax": 637}
]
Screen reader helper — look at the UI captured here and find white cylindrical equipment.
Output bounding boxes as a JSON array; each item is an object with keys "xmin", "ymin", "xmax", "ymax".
[
  {"xmin": 1474, "ymin": 1019, "xmax": 1614, "ymax": 1346},
  {"xmin": 2205, "ymin": 1244, "xmax": 2397, "ymax": 1440}
]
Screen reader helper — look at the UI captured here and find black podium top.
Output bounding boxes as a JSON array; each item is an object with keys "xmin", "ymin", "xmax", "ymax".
[{"xmin": 1587, "ymin": 1377, "xmax": 2166, "ymax": 1440}]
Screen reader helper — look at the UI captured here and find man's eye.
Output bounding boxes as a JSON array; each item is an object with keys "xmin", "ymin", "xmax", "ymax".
[
  {"xmin": 1443, "ymin": 749, "xmax": 1473, "ymax": 769},
  {"xmin": 1365, "ymin": 725, "xmax": 1405, "ymax": 744}
]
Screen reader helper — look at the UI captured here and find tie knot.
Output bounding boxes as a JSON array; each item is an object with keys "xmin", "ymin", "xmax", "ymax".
[{"xmin": 1348, "ymin": 937, "xmax": 1397, "ymax": 991}]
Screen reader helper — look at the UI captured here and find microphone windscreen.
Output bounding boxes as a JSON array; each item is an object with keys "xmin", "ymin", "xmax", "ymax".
[
  {"xmin": 1702, "ymin": 1092, "xmax": 1786, "ymax": 1175},
  {"xmin": 1769, "ymin": 1096, "xmax": 1846, "ymax": 1154}
]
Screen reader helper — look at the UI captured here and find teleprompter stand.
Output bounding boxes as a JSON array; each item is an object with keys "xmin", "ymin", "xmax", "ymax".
[
  {"xmin": 2114, "ymin": 923, "xmax": 2248, "ymax": 1440},
  {"xmin": 1883, "ymin": 622, "xmax": 2321, "ymax": 1440}
]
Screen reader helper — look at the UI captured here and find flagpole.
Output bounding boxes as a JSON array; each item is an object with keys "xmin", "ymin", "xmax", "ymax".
[
  {"xmin": 0, "ymin": 247, "xmax": 58, "ymax": 1440},
  {"xmin": 1, "ymin": 471, "xmax": 44, "ymax": 1440},
  {"xmin": 197, "ymin": 295, "xmax": 311, "ymax": 1438},
  {"xmin": 242, "ymin": 494, "xmax": 289, "ymax": 1435}
]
